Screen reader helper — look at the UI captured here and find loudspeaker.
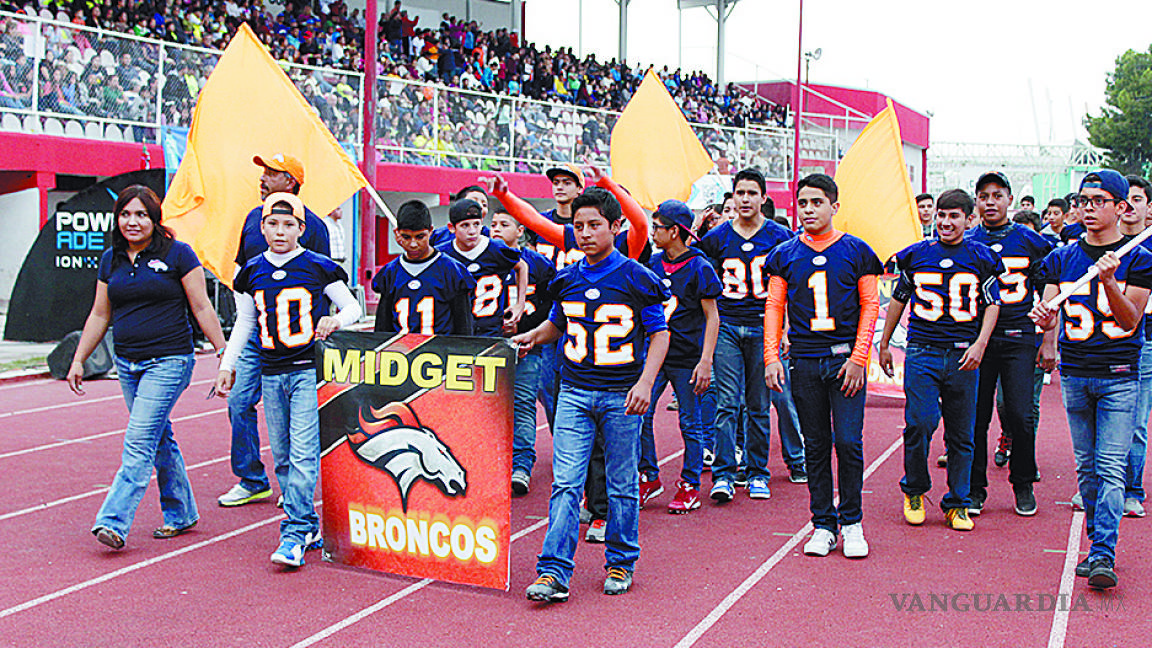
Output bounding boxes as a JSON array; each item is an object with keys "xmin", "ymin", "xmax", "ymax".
[{"xmin": 47, "ymin": 330, "xmax": 115, "ymax": 380}]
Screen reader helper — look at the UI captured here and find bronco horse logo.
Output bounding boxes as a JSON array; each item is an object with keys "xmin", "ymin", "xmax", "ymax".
[{"xmin": 346, "ymin": 402, "xmax": 468, "ymax": 512}]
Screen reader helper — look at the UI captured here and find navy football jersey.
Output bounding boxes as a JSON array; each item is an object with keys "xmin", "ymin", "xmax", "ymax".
[
  {"xmin": 547, "ymin": 250, "xmax": 671, "ymax": 391},
  {"xmin": 371, "ymin": 251, "xmax": 476, "ymax": 335},
  {"xmin": 1039, "ymin": 239, "xmax": 1152, "ymax": 378},
  {"xmin": 538, "ymin": 223, "xmax": 645, "ymax": 270},
  {"xmin": 695, "ymin": 219, "xmax": 793, "ymax": 326},
  {"xmin": 1142, "ymin": 236, "xmax": 1152, "ymax": 341},
  {"xmin": 1061, "ymin": 222, "xmax": 1087, "ymax": 244},
  {"xmin": 649, "ymin": 248, "xmax": 722, "ymax": 370},
  {"xmin": 893, "ymin": 239, "xmax": 1005, "ymax": 348},
  {"xmin": 506, "ymin": 246, "xmax": 556, "ymax": 334},
  {"xmin": 234, "ymin": 250, "xmax": 348, "ymax": 375},
  {"xmin": 438, "ymin": 237, "xmax": 520, "ymax": 336},
  {"xmin": 765, "ymin": 234, "xmax": 884, "ymax": 358},
  {"xmin": 967, "ymin": 222, "xmax": 1053, "ymax": 342}
]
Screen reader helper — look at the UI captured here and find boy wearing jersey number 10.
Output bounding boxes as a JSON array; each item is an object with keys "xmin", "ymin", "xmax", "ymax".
[
  {"xmin": 215, "ymin": 193, "xmax": 362, "ymax": 568},
  {"xmin": 764, "ymin": 174, "xmax": 883, "ymax": 558},
  {"xmin": 1031, "ymin": 170, "xmax": 1152, "ymax": 591},
  {"xmin": 878, "ymin": 189, "xmax": 1003, "ymax": 533},
  {"xmin": 514, "ymin": 189, "xmax": 670, "ymax": 602}
]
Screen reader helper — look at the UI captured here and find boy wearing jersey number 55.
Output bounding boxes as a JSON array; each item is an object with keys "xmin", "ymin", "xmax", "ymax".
[
  {"xmin": 764, "ymin": 174, "xmax": 883, "ymax": 558},
  {"xmin": 514, "ymin": 189, "xmax": 670, "ymax": 602},
  {"xmin": 1031, "ymin": 170, "xmax": 1152, "ymax": 591},
  {"xmin": 216, "ymin": 194, "xmax": 362, "ymax": 568},
  {"xmin": 878, "ymin": 189, "xmax": 1003, "ymax": 533}
]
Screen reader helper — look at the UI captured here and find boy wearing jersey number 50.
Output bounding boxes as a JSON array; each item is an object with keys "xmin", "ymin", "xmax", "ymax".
[
  {"xmin": 216, "ymin": 194, "xmax": 362, "ymax": 568},
  {"xmin": 514, "ymin": 189, "xmax": 670, "ymax": 602},
  {"xmin": 878, "ymin": 189, "xmax": 1003, "ymax": 533},
  {"xmin": 764, "ymin": 174, "xmax": 883, "ymax": 558},
  {"xmin": 1031, "ymin": 170, "xmax": 1152, "ymax": 591}
]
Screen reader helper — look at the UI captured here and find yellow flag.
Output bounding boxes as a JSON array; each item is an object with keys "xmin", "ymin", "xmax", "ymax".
[
  {"xmin": 610, "ymin": 69, "xmax": 713, "ymax": 209},
  {"xmin": 833, "ymin": 98, "xmax": 921, "ymax": 262},
  {"xmin": 162, "ymin": 23, "xmax": 367, "ymax": 286}
]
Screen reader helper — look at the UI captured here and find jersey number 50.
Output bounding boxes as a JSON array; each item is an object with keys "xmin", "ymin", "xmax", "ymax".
[{"xmin": 912, "ymin": 272, "xmax": 980, "ymax": 322}]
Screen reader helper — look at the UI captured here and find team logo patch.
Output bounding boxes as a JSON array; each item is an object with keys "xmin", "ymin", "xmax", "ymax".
[
  {"xmin": 991, "ymin": 244, "xmax": 1003, "ymax": 253},
  {"xmin": 813, "ymin": 255, "xmax": 827, "ymax": 266},
  {"xmin": 585, "ymin": 288, "xmax": 601, "ymax": 300},
  {"xmin": 346, "ymin": 402, "xmax": 467, "ymax": 512},
  {"xmin": 146, "ymin": 259, "xmax": 169, "ymax": 272},
  {"xmin": 467, "ymin": 263, "xmax": 481, "ymax": 273},
  {"xmin": 272, "ymin": 270, "xmax": 288, "ymax": 281},
  {"xmin": 940, "ymin": 259, "xmax": 955, "ymax": 268},
  {"xmin": 408, "ymin": 280, "xmax": 421, "ymax": 290},
  {"xmin": 741, "ymin": 242, "xmax": 754, "ymax": 252},
  {"xmin": 662, "ymin": 278, "xmax": 672, "ymax": 287}
]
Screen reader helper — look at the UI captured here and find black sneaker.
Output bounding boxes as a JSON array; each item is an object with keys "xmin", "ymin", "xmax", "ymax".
[
  {"xmin": 789, "ymin": 465, "xmax": 808, "ymax": 484},
  {"xmin": 1013, "ymin": 484, "xmax": 1037, "ymax": 516},
  {"xmin": 734, "ymin": 467, "xmax": 749, "ymax": 488},
  {"xmin": 526, "ymin": 574, "xmax": 570, "ymax": 602},
  {"xmin": 1087, "ymin": 559, "xmax": 1118, "ymax": 590},
  {"xmin": 1075, "ymin": 558, "xmax": 1091, "ymax": 578},
  {"xmin": 968, "ymin": 492, "xmax": 986, "ymax": 516}
]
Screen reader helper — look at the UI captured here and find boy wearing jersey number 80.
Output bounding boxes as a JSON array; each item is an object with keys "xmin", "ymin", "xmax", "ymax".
[
  {"xmin": 1031, "ymin": 170, "xmax": 1152, "ymax": 590},
  {"xmin": 215, "ymin": 193, "xmax": 362, "ymax": 568},
  {"xmin": 764, "ymin": 174, "xmax": 883, "ymax": 558},
  {"xmin": 878, "ymin": 189, "xmax": 1003, "ymax": 532},
  {"xmin": 514, "ymin": 189, "xmax": 670, "ymax": 602}
]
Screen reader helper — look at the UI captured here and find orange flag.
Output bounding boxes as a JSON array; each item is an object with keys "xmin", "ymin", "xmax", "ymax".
[
  {"xmin": 833, "ymin": 98, "xmax": 921, "ymax": 262},
  {"xmin": 162, "ymin": 23, "xmax": 367, "ymax": 286},
  {"xmin": 610, "ymin": 68, "xmax": 713, "ymax": 209}
]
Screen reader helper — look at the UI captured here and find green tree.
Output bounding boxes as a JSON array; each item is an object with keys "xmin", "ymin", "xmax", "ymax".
[{"xmin": 1085, "ymin": 46, "xmax": 1152, "ymax": 176}]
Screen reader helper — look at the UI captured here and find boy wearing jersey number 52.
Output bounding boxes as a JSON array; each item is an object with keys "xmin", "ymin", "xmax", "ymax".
[
  {"xmin": 216, "ymin": 193, "xmax": 362, "ymax": 568},
  {"xmin": 1031, "ymin": 170, "xmax": 1152, "ymax": 591},
  {"xmin": 764, "ymin": 174, "xmax": 883, "ymax": 558},
  {"xmin": 514, "ymin": 189, "xmax": 670, "ymax": 602},
  {"xmin": 878, "ymin": 189, "xmax": 1003, "ymax": 533}
]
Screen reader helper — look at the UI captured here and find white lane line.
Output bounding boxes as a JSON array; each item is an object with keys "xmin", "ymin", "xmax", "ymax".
[
  {"xmin": 0, "ymin": 378, "xmax": 54, "ymax": 392},
  {"xmin": 1046, "ymin": 511, "xmax": 1085, "ymax": 648},
  {"xmin": 674, "ymin": 434, "xmax": 903, "ymax": 648},
  {"xmin": 0, "ymin": 379, "xmax": 214, "ymax": 420},
  {"xmin": 288, "ymin": 446, "xmax": 684, "ymax": 648},
  {"xmin": 0, "ymin": 407, "xmax": 226, "ymax": 460}
]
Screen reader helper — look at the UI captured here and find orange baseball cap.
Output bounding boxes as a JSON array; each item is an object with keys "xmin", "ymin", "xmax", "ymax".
[
  {"xmin": 253, "ymin": 153, "xmax": 305, "ymax": 185},
  {"xmin": 261, "ymin": 192, "xmax": 305, "ymax": 222},
  {"xmin": 545, "ymin": 163, "xmax": 584, "ymax": 188}
]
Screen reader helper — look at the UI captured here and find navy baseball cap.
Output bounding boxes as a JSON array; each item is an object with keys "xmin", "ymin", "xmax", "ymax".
[
  {"xmin": 449, "ymin": 198, "xmax": 483, "ymax": 224},
  {"xmin": 654, "ymin": 200, "xmax": 697, "ymax": 240},
  {"xmin": 975, "ymin": 171, "xmax": 1011, "ymax": 194},
  {"xmin": 1080, "ymin": 169, "xmax": 1130, "ymax": 201}
]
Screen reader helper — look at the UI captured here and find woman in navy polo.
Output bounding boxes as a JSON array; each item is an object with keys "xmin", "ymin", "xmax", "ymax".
[{"xmin": 67, "ymin": 185, "xmax": 226, "ymax": 550}]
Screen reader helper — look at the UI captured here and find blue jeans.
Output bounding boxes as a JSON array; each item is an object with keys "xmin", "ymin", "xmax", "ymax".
[
  {"xmin": 973, "ymin": 338, "xmax": 1038, "ymax": 497},
  {"xmin": 512, "ymin": 345, "xmax": 558, "ymax": 475},
  {"xmin": 699, "ymin": 382, "xmax": 717, "ymax": 453},
  {"xmin": 770, "ymin": 368, "xmax": 806, "ymax": 468},
  {"xmin": 1062, "ymin": 374, "xmax": 1138, "ymax": 562},
  {"xmin": 639, "ymin": 365, "xmax": 704, "ymax": 486},
  {"xmin": 900, "ymin": 344, "xmax": 977, "ymax": 510},
  {"xmin": 261, "ymin": 369, "xmax": 321, "ymax": 545},
  {"xmin": 537, "ymin": 386, "xmax": 641, "ymax": 587},
  {"xmin": 789, "ymin": 356, "xmax": 866, "ymax": 532},
  {"xmin": 227, "ymin": 333, "xmax": 270, "ymax": 492},
  {"xmin": 93, "ymin": 354, "xmax": 197, "ymax": 539},
  {"xmin": 1126, "ymin": 338, "xmax": 1152, "ymax": 500},
  {"xmin": 712, "ymin": 322, "xmax": 772, "ymax": 482}
]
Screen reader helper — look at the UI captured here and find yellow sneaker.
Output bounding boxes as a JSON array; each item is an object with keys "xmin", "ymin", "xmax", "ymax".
[
  {"xmin": 945, "ymin": 507, "xmax": 974, "ymax": 531},
  {"xmin": 903, "ymin": 494, "xmax": 926, "ymax": 525}
]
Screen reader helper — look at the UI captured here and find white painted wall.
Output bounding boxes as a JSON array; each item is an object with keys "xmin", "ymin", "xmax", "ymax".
[{"xmin": 0, "ymin": 188, "xmax": 44, "ymax": 313}]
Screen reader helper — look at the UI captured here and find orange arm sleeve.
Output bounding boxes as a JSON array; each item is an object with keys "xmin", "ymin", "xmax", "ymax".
[
  {"xmin": 851, "ymin": 275, "xmax": 880, "ymax": 367},
  {"xmin": 491, "ymin": 187, "xmax": 565, "ymax": 248},
  {"xmin": 764, "ymin": 276, "xmax": 788, "ymax": 364},
  {"xmin": 596, "ymin": 175, "xmax": 648, "ymax": 259}
]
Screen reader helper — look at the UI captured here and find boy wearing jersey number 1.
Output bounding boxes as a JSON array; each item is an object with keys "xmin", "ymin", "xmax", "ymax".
[
  {"xmin": 515, "ymin": 189, "xmax": 670, "ymax": 602},
  {"xmin": 764, "ymin": 174, "xmax": 883, "ymax": 558},
  {"xmin": 878, "ymin": 189, "xmax": 1003, "ymax": 532},
  {"xmin": 215, "ymin": 194, "xmax": 362, "ymax": 568},
  {"xmin": 1031, "ymin": 170, "xmax": 1152, "ymax": 590}
]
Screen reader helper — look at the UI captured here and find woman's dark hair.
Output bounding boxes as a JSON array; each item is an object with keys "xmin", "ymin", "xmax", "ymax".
[{"xmin": 111, "ymin": 185, "xmax": 174, "ymax": 261}]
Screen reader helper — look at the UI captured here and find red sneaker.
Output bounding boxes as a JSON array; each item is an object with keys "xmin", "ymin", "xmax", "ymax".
[
  {"xmin": 639, "ymin": 474, "xmax": 664, "ymax": 509},
  {"xmin": 667, "ymin": 481, "xmax": 701, "ymax": 514}
]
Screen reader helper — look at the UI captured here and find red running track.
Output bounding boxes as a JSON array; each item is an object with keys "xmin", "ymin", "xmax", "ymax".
[{"xmin": 0, "ymin": 357, "xmax": 1145, "ymax": 647}]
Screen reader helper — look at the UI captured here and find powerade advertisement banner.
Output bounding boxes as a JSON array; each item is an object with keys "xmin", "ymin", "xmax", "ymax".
[
  {"xmin": 316, "ymin": 331, "xmax": 516, "ymax": 590},
  {"xmin": 867, "ymin": 275, "xmax": 907, "ymax": 400}
]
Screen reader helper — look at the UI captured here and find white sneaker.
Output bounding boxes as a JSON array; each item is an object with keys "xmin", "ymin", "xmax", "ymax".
[
  {"xmin": 841, "ymin": 523, "xmax": 869, "ymax": 558},
  {"xmin": 217, "ymin": 484, "xmax": 272, "ymax": 507},
  {"xmin": 803, "ymin": 528, "xmax": 837, "ymax": 557},
  {"xmin": 1124, "ymin": 497, "xmax": 1146, "ymax": 518},
  {"xmin": 1071, "ymin": 492, "xmax": 1084, "ymax": 510}
]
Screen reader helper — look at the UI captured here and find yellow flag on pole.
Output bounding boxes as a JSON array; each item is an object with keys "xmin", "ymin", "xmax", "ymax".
[
  {"xmin": 610, "ymin": 68, "xmax": 713, "ymax": 209},
  {"xmin": 833, "ymin": 98, "xmax": 921, "ymax": 262},
  {"xmin": 162, "ymin": 23, "xmax": 367, "ymax": 286}
]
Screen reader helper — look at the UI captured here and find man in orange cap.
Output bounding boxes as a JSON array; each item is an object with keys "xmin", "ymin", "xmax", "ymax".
[{"xmin": 217, "ymin": 154, "xmax": 332, "ymax": 513}]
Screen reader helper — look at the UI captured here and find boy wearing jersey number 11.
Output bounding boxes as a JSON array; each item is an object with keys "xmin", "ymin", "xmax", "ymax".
[
  {"xmin": 515, "ymin": 189, "xmax": 670, "ymax": 602},
  {"xmin": 764, "ymin": 174, "xmax": 883, "ymax": 558},
  {"xmin": 215, "ymin": 193, "xmax": 362, "ymax": 568},
  {"xmin": 878, "ymin": 189, "xmax": 1003, "ymax": 533},
  {"xmin": 1031, "ymin": 170, "xmax": 1152, "ymax": 590}
]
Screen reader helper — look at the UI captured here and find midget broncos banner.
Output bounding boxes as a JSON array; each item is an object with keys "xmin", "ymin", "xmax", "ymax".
[{"xmin": 316, "ymin": 331, "xmax": 516, "ymax": 590}]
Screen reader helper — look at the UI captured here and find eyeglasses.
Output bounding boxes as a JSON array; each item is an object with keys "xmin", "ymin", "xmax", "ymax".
[
  {"xmin": 1077, "ymin": 194, "xmax": 1120, "ymax": 209},
  {"xmin": 652, "ymin": 223, "xmax": 677, "ymax": 231}
]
